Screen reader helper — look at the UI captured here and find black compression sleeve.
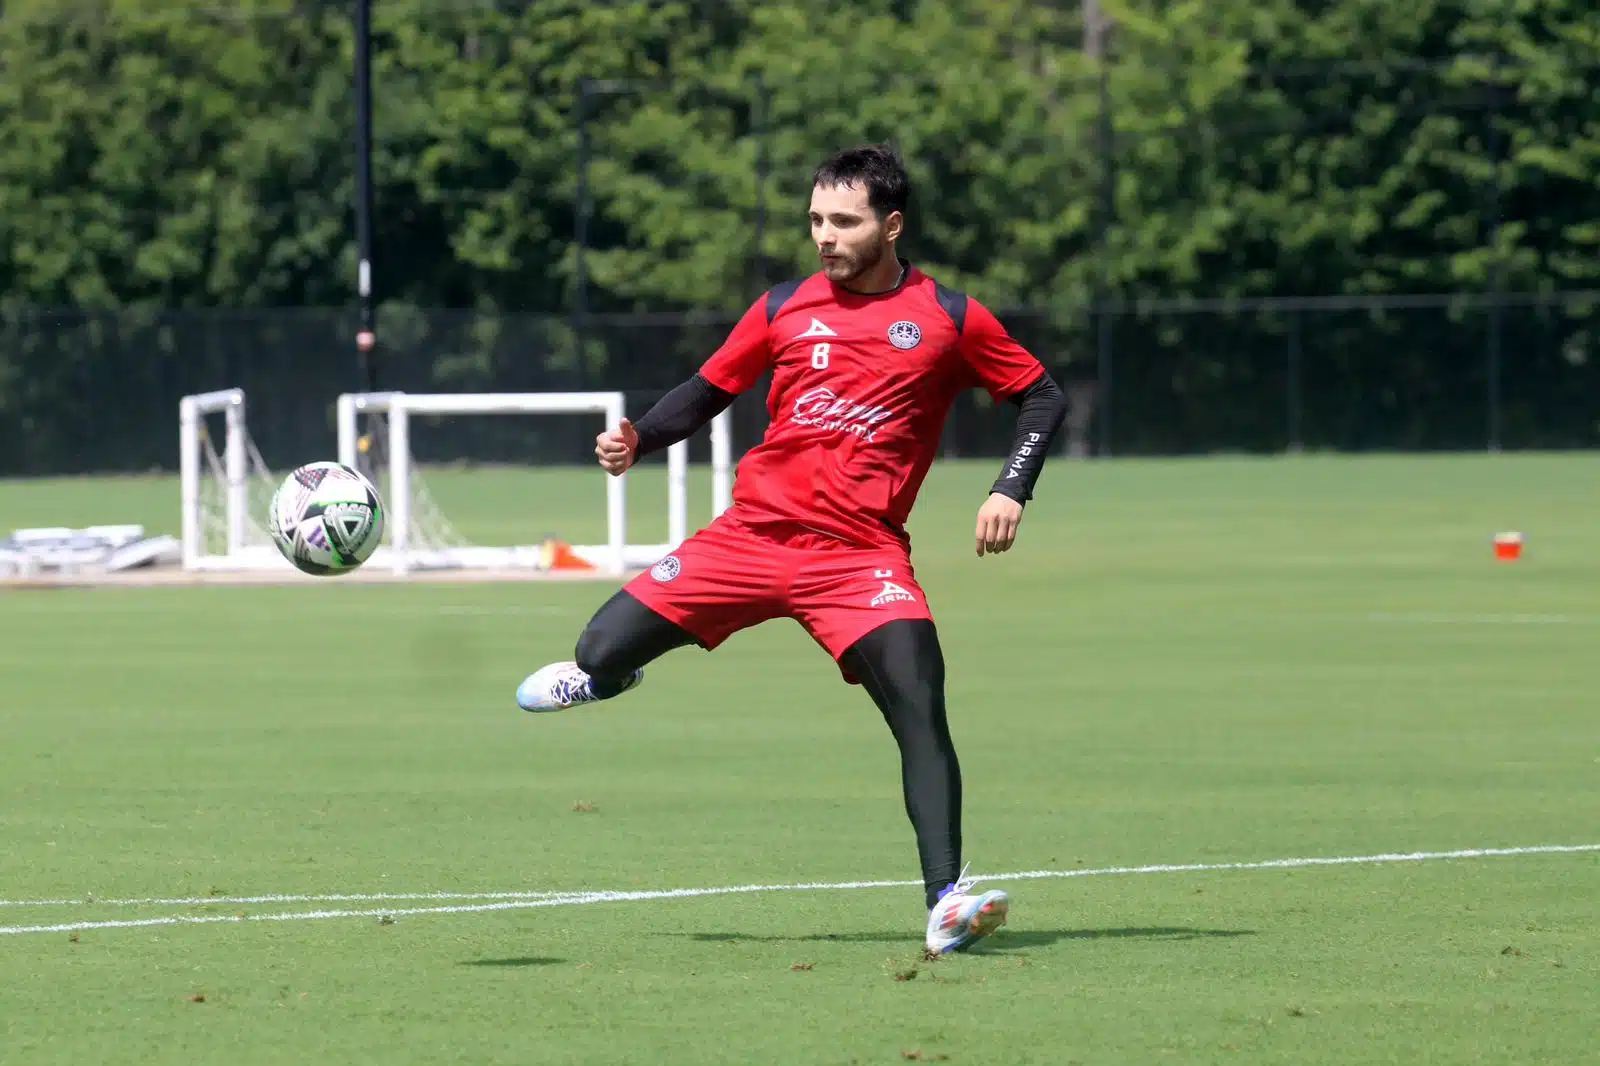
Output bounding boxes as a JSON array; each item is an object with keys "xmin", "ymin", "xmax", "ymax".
[
  {"xmin": 631, "ymin": 373, "xmax": 737, "ymax": 460},
  {"xmin": 989, "ymin": 372, "xmax": 1068, "ymax": 505}
]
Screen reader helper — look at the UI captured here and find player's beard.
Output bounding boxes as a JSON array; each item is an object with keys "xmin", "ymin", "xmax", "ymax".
[{"xmin": 821, "ymin": 236, "xmax": 887, "ymax": 285}]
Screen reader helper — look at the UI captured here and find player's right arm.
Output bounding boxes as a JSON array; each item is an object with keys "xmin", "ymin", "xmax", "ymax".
[{"xmin": 594, "ymin": 296, "xmax": 774, "ymax": 476}]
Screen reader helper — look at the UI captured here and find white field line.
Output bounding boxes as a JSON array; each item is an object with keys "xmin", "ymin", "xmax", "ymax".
[
  {"xmin": 0, "ymin": 843, "xmax": 1594, "ymax": 938},
  {"xmin": 0, "ymin": 890, "xmax": 582, "ymax": 909},
  {"xmin": 6, "ymin": 842, "xmax": 1597, "ymax": 912}
]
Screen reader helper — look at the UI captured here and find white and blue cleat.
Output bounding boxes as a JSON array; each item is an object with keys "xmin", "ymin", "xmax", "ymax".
[
  {"xmin": 516, "ymin": 661, "xmax": 643, "ymax": 712},
  {"xmin": 925, "ymin": 866, "xmax": 1010, "ymax": 957}
]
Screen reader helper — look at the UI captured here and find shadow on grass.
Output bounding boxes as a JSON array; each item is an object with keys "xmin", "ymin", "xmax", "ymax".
[{"xmin": 460, "ymin": 956, "xmax": 567, "ymax": 968}]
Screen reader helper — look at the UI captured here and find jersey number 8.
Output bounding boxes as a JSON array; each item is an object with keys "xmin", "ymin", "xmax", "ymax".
[{"xmin": 811, "ymin": 342, "xmax": 830, "ymax": 370}]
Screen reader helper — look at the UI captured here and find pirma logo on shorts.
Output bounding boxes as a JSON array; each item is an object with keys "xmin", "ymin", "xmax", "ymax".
[{"xmin": 870, "ymin": 580, "xmax": 916, "ymax": 607}]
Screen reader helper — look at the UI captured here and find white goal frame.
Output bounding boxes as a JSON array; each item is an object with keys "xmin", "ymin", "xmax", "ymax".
[
  {"xmin": 336, "ymin": 390, "xmax": 733, "ymax": 576},
  {"xmin": 179, "ymin": 387, "xmax": 278, "ymax": 571},
  {"xmin": 177, "ymin": 387, "xmax": 734, "ymax": 577}
]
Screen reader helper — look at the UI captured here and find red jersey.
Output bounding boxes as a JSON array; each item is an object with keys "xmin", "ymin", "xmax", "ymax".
[{"xmin": 699, "ymin": 262, "xmax": 1046, "ymax": 549}]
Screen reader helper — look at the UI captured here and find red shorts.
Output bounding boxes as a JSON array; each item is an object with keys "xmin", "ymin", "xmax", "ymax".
[{"xmin": 623, "ymin": 512, "xmax": 934, "ymax": 683}]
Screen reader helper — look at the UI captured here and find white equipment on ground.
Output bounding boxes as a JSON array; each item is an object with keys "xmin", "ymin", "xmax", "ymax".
[
  {"xmin": 0, "ymin": 525, "xmax": 181, "ymax": 579},
  {"xmin": 177, "ymin": 387, "xmax": 733, "ymax": 577}
]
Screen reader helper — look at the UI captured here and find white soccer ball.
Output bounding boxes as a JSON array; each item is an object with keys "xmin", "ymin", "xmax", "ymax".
[{"xmin": 267, "ymin": 461, "xmax": 385, "ymax": 576}]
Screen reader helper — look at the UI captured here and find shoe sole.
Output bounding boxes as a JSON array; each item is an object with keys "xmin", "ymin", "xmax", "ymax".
[{"xmin": 519, "ymin": 670, "xmax": 643, "ymax": 713}]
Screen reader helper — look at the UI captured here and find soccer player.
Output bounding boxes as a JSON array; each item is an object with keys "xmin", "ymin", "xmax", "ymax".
[{"xmin": 517, "ymin": 144, "xmax": 1068, "ymax": 956}]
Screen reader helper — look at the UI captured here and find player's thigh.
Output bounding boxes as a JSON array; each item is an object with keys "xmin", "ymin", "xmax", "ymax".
[
  {"xmin": 575, "ymin": 587, "xmax": 702, "ymax": 674},
  {"xmin": 622, "ymin": 518, "xmax": 788, "ymax": 650},
  {"xmin": 788, "ymin": 548, "xmax": 935, "ymax": 676}
]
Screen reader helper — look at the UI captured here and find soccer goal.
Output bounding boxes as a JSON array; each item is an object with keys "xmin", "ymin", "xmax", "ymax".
[
  {"xmin": 178, "ymin": 387, "xmax": 733, "ymax": 577},
  {"xmin": 336, "ymin": 390, "xmax": 732, "ymax": 576},
  {"xmin": 178, "ymin": 388, "xmax": 285, "ymax": 571}
]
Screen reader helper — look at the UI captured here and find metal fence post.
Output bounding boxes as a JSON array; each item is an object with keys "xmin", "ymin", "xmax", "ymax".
[
  {"xmin": 1287, "ymin": 310, "xmax": 1303, "ymax": 453},
  {"xmin": 1487, "ymin": 298, "xmax": 1504, "ymax": 453}
]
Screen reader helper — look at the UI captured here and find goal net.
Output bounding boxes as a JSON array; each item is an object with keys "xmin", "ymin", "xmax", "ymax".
[
  {"xmin": 177, "ymin": 387, "xmax": 732, "ymax": 577},
  {"xmin": 178, "ymin": 388, "xmax": 283, "ymax": 571}
]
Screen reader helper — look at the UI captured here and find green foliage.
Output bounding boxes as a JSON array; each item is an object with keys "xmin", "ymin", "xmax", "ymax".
[
  {"xmin": 0, "ymin": 0, "xmax": 1595, "ymax": 468},
  {"xmin": 0, "ymin": 0, "xmax": 1593, "ymax": 314}
]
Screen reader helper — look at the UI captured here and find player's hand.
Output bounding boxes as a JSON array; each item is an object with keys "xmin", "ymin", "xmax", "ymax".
[
  {"xmin": 595, "ymin": 418, "xmax": 639, "ymax": 476},
  {"xmin": 975, "ymin": 493, "xmax": 1024, "ymax": 557}
]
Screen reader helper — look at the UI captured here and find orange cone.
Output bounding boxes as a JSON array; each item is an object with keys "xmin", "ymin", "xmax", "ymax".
[
  {"xmin": 540, "ymin": 538, "xmax": 597, "ymax": 572},
  {"xmin": 1492, "ymin": 531, "xmax": 1524, "ymax": 562}
]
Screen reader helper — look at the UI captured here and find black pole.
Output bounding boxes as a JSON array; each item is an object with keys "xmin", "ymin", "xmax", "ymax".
[
  {"xmin": 1487, "ymin": 300, "xmax": 1503, "ymax": 452},
  {"xmin": 353, "ymin": 0, "xmax": 376, "ymax": 391},
  {"xmin": 574, "ymin": 79, "xmax": 592, "ymax": 377},
  {"xmin": 1485, "ymin": 72, "xmax": 1505, "ymax": 454},
  {"xmin": 753, "ymin": 75, "xmax": 768, "ymax": 297},
  {"xmin": 1094, "ymin": 65, "xmax": 1114, "ymax": 458}
]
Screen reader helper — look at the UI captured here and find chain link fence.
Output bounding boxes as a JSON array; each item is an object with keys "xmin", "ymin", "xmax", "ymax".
[{"xmin": 3, "ymin": 290, "xmax": 1593, "ymax": 477}]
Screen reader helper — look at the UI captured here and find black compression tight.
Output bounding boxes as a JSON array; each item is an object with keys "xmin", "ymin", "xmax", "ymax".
[
  {"xmin": 840, "ymin": 619, "xmax": 963, "ymax": 911},
  {"xmin": 572, "ymin": 594, "xmax": 961, "ymax": 910},
  {"xmin": 573, "ymin": 589, "xmax": 699, "ymax": 698}
]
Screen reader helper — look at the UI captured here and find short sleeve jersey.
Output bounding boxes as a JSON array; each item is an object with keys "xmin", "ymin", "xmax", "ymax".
[{"xmin": 700, "ymin": 263, "xmax": 1045, "ymax": 549}]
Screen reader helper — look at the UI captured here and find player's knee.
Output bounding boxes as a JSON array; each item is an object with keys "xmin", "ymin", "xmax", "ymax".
[
  {"xmin": 866, "ymin": 659, "xmax": 945, "ymax": 727},
  {"xmin": 895, "ymin": 677, "xmax": 946, "ymax": 727}
]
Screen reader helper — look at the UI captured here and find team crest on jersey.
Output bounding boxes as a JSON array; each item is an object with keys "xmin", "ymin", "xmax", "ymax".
[
  {"xmin": 887, "ymin": 321, "xmax": 922, "ymax": 350},
  {"xmin": 870, "ymin": 580, "xmax": 917, "ymax": 607},
  {"xmin": 650, "ymin": 555, "xmax": 682, "ymax": 582}
]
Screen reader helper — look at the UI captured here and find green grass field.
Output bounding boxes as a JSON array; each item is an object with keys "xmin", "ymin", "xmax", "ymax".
[{"xmin": 1, "ymin": 455, "xmax": 1596, "ymax": 1065}]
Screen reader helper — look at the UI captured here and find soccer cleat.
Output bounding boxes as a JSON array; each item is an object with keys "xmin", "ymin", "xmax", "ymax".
[
  {"xmin": 515, "ymin": 661, "xmax": 642, "ymax": 712},
  {"xmin": 924, "ymin": 864, "xmax": 1010, "ymax": 957}
]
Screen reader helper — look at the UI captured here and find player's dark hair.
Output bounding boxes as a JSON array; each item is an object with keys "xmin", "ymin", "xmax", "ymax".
[{"xmin": 812, "ymin": 143, "xmax": 910, "ymax": 219}]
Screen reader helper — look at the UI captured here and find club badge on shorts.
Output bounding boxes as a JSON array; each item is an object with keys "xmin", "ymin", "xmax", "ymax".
[
  {"xmin": 887, "ymin": 321, "xmax": 921, "ymax": 350},
  {"xmin": 650, "ymin": 555, "xmax": 681, "ymax": 582}
]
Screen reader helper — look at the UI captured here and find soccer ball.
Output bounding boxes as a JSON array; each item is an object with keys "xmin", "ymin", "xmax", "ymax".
[{"xmin": 267, "ymin": 461, "xmax": 385, "ymax": 576}]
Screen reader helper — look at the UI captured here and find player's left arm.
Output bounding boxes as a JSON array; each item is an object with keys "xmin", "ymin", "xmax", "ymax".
[{"xmin": 957, "ymin": 299, "xmax": 1069, "ymax": 557}]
